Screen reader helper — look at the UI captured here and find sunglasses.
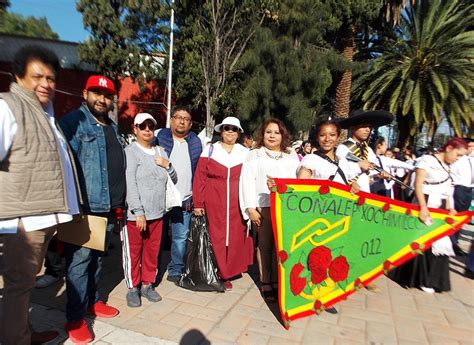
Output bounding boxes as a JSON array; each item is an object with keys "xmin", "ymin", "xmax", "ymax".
[
  {"xmin": 222, "ymin": 125, "xmax": 239, "ymax": 133},
  {"xmin": 136, "ymin": 123, "xmax": 155, "ymax": 131}
]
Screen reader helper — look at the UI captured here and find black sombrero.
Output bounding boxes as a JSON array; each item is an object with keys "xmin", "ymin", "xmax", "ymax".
[{"xmin": 337, "ymin": 109, "xmax": 394, "ymax": 129}]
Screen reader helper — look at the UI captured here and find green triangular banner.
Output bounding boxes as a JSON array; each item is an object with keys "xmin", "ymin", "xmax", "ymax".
[{"xmin": 270, "ymin": 178, "xmax": 472, "ymax": 329}]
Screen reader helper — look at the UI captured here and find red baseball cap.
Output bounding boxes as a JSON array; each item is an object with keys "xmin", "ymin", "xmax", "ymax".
[{"xmin": 84, "ymin": 75, "xmax": 116, "ymax": 95}]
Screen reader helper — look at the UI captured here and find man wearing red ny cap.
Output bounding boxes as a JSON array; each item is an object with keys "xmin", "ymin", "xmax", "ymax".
[{"xmin": 59, "ymin": 75, "xmax": 126, "ymax": 343}]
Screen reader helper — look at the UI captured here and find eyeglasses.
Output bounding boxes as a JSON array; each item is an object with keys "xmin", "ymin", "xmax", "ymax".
[
  {"xmin": 172, "ymin": 115, "xmax": 191, "ymax": 123},
  {"xmin": 136, "ymin": 123, "xmax": 155, "ymax": 131},
  {"xmin": 222, "ymin": 125, "xmax": 239, "ymax": 132}
]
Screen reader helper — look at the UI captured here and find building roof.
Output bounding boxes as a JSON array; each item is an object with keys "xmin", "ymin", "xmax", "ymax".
[{"xmin": 0, "ymin": 33, "xmax": 96, "ymax": 71}]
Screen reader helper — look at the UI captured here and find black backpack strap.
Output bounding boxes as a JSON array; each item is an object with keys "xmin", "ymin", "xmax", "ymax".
[
  {"xmin": 430, "ymin": 153, "xmax": 453, "ymax": 184},
  {"xmin": 313, "ymin": 152, "xmax": 349, "ymax": 185}
]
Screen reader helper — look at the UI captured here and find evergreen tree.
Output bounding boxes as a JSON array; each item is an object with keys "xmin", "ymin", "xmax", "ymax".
[
  {"xmin": 0, "ymin": 10, "xmax": 59, "ymax": 40},
  {"xmin": 77, "ymin": 0, "xmax": 168, "ymax": 82},
  {"xmin": 353, "ymin": 0, "xmax": 474, "ymax": 144},
  {"xmin": 235, "ymin": 0, "xmax": 338, "ymax": 134}
]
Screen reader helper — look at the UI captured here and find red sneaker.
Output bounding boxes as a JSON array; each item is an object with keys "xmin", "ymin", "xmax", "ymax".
[
  {"xmin": 87, "ymin": 301, "xmax": 119, "ymax": 318},
  {"xmin": 65, "ymin": 319, "xmax": 93, "ymax": 343}
]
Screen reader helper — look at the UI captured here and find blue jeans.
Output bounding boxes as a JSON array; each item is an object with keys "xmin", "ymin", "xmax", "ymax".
[
  {"xmin": 65, "ymin": 212, "xmax": 115, "ymax": 322},
  {"xmin": 166, "ymin": 207, "xmax": 192, "ymax": 277}
]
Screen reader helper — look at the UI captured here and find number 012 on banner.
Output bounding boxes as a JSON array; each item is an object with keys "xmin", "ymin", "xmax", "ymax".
[{"xmin": 270, "ymin": 178, "xmax": 472, "ymax": 329}]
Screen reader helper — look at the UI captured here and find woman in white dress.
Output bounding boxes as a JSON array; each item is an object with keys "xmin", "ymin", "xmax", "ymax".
[
  {"xmin": 388, "ymin": 137, "xmax": 468, "ymax": 293},
  {"xmin": 239, "ymin": 118, "xmax": 299, "ymax": 301}
]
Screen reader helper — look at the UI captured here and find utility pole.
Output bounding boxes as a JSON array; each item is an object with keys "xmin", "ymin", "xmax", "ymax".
[{"xmin": 166, "ymin": 0, "xmax": 175, "ymax": 128}]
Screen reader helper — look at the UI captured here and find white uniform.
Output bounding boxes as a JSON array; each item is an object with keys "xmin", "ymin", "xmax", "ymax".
[
  {"xmin": 335, "ymin": 138, "xmax": 377, "ymax": 192},
  {"xmin": 298, "ymin": 153, "xmax": 356, "ymax": 185}
]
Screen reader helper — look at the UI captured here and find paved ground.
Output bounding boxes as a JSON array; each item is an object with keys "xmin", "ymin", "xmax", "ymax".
[{"xmin": 1, "ymin": 225, "xmax": 473, "ymax": 344}]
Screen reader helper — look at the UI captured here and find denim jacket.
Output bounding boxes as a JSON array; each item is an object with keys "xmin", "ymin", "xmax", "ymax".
[{"xmin": 59, "ymin": 104, "xmax": 125, "ymax": 213}]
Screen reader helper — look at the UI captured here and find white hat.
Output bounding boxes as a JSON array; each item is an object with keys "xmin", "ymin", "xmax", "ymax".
[
  {"xmin": 134, "ymin": 113, "xmax": 157, "ymax": 126},
  {"xmin": 214, "ymin": 116, "xmax": 244, "ymax": 133}
]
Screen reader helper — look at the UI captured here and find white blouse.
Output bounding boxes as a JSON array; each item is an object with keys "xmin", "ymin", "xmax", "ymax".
[
  {"xmin": 376, "ymin": 155, "xmax": 415, "ymax": 190},
  {"xmin": 416, "ymin": 154, "xmax": 454, "ymax": 208},
  {"xmin": 239, "ymin": 147, "xmax": 299, "ymax": 215},
  {"xmin": 450, "ymin": 154, "xmax": 474, "ymax": 188},
  {"xmin": 298, "ymin": 153, "xmax": 355, "ymax": 185}
]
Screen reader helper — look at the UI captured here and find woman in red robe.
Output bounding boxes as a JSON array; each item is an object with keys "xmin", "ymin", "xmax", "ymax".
[{"xmin": 193, "ymin": 117, "xmax": 254, "ymax": 290}]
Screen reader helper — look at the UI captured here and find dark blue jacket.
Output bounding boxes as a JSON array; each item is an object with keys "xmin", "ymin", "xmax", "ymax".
[
  {"xmin": 155, "ymin": 128, "xmax": 202, "ymax": 177},
  {"xmin": 59, "ymin": 104, "xmax": 125, "ymax": 213}
]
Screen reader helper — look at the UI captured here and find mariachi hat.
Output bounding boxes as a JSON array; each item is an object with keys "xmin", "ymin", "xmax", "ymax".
[
  {"xmin": 337, "ymin": 109, "xmax": 394, "ymax": 129},
  {"xmin": 214, "ymin": 116, "xmax": 244, "ymax": 133},
  {"xmin": 84, "ymin": 75, "xmax": 116, "ymax": 95}
]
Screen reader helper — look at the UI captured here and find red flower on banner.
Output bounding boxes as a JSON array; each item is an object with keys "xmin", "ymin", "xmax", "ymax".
[
  {"xmin": 405, "ymin": 208, "xmax": 412, "ymax": 216},
  {"xmin": 279, "ymin": 250, "xmax": 288, "ymax": 264},
  {"xmin": 276, "ymin": 184, "xmax": 288, "ymax": 194},
  {"xmin": 410, "ymin": 242, "xmax": 420, "ymax": 250},
  {"xmin": 383, "ymin": 260, "xmax": 392, "ymax": 271},
  {"xmin": 445, "ymin": 217, "xmax": 454, "ymax": 225},
  {"xmin": 357, "ymin": 196, "xmax": 366, "ymax": 206},
  {"xmin": 308, "ymin": 246, "xmax": 332, "ymax": 271},
  {"xmin": 354, "ymin": 278, "xmax": 362, "ymax": 289},
  {"xmin": 310, "ymin": 267, "xmax": 327, "ymax": 285},
  {"xmin": 382, "ymin": 203, "xmax": 391, "ymax": 213},
  {"xmin": 319, "ymin": 185, "xmax": 330, "ymax": 195},
  {"xmin": 328, "ymin": 256, "xmax": 349, "ymax": 282},
  {"xmin": 289, "ymin": 263, "xmax": 307, "ymax": 296},
  {"xmin": 313, "ymin": 300, "xmax": 322, "ymax": 310}
]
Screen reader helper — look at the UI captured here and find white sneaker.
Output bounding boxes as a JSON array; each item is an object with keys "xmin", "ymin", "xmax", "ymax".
[
  {"xmin": 35, "ymin": 274, "xmax": 60, "ymax": 288},
  {"xmin": 420, "ymin": 286, "xmax": 435, "ymax": 294}
]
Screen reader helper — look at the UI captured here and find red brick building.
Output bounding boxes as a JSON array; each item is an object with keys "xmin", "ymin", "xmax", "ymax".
[{"xmin": 0, "ymin": 34, "xmax": 168, "ymax": 133}]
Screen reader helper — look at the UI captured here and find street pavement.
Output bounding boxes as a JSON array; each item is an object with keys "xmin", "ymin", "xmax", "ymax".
[{"xmin": 1, "ymin": 225, "xmax": 473, "ymax": 344}]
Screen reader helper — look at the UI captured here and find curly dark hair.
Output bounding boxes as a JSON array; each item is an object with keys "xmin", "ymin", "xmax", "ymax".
[
  {"xmin": 13, "ymin": 45, "xmax": 60, "ymax": 78},
  {"xmin": 255, "ymin": 118, "xmax": 291, "ymax": 153},
  {"xmin": 312, "ymin": 117, "xmax": 342, "ymax": 148}
]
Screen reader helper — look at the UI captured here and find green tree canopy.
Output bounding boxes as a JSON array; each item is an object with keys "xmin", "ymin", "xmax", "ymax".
[
  {"xmin": 77, "ymin": 0, "xmax": 169, "ymax": 82},
  {"xmin": 235, "ymin": 0, "xmax": 337, "ymax": 134},
  {"xmin": 353, "ymin": 0, "xmax": 474, "ymax": 143},
  {"xmin": 0, "ymin": 12, "xmax": 59, "ymax": 40}
]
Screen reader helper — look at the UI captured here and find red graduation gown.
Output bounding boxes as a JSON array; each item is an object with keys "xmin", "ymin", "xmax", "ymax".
[{"xmin": 193, "ymin": 143, "xmax": 254, "ymax": 280}]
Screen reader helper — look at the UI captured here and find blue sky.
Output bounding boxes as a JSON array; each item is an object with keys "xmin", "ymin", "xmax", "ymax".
[{"xmin": 10, "ymin": 0, "xmax": 89, "ymax": 42}]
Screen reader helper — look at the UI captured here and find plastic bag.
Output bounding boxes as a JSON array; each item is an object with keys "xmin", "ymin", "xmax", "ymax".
[{"xmin": 178, "ymin": 215, "xmax": 225, "ymax": 292}]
